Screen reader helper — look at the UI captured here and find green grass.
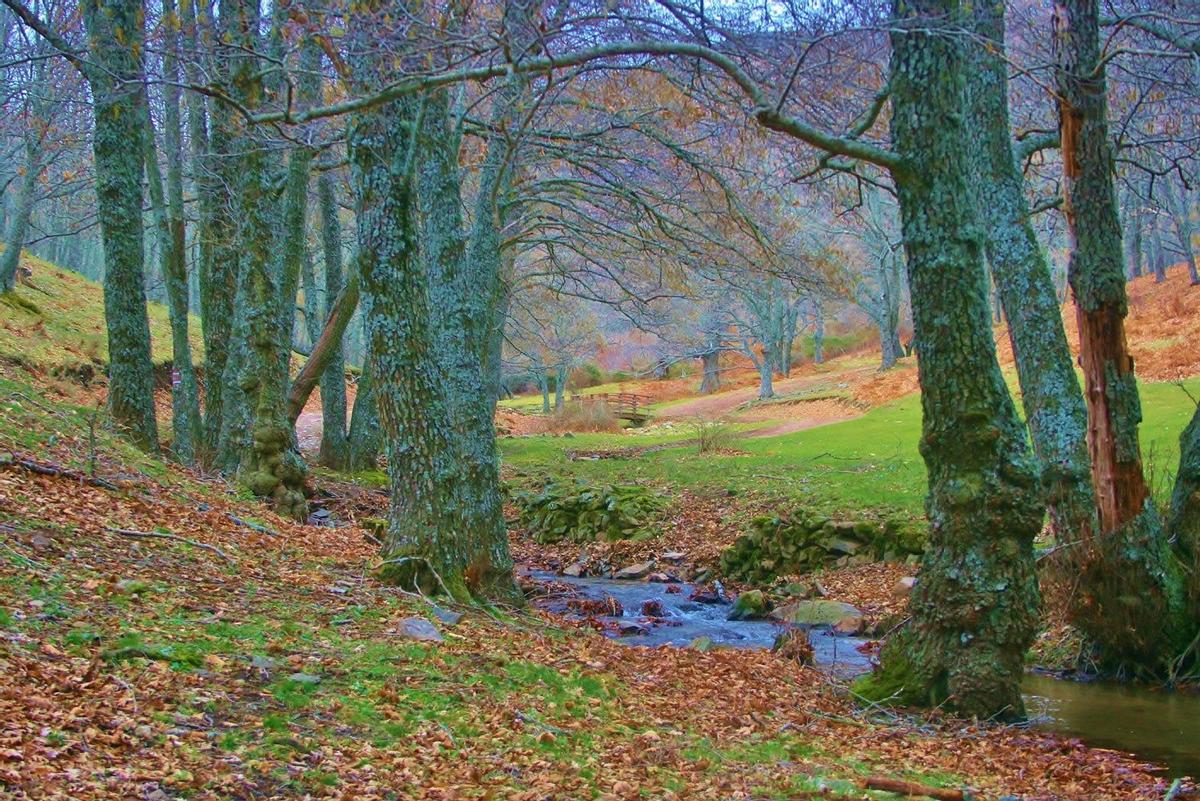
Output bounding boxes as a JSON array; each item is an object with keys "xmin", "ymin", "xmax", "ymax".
[
  {"xmin": 503, "ymin": 377, "xmax": 1200, "ymax": 521},
  {"xmin": 0, "ymin": 249, "xmax": 202, "ymax": 371}
]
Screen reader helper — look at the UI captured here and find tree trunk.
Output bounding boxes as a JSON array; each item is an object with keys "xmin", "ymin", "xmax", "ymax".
[
  {"xmin": 1053, "ymin": 0, "xmax": 1189, "ymax": 671},
  {"xmin": 142, "ymin": 95, "xmax": 200, "ymax": 464},
  {"xmin": 539, "ymin": 371, "xmax": 551, "ymax": 413},
  {"xmin": 1169, "ymin": 405, "xmax": 1200, "ymax": 593},
  {"xmin": 348, "ymin": 81, "xmax": 477, "ymax": 596},
  {"xmin": 346, "ymin": 350, "xmax": 380, "ymax": 471},
  {"xmin": 316, "ymin": 170, "xmax": 349, "ymax": 468},
  {"xmin": 418, "ymin": 89, "xmax": 519, "ymax": 602},
  {"xmin": 858, "ymin": 0, "xmax": 1042, "ymax": 720},
  {"xmin": 155, "ymin": 0, "xmax": 202, "ymax": 464},
  {"xmin": 228, "ymin": 0, "xmax": 311, "ymax": 519},
  {"xmin": 879, "ymin": 254, "xmax": 904, "ymax": 370},
  {"xmin": 555, "ymin": 363, "xmax": 568, "ymax": 411},
  {"xmin": 195, "ymin": 0, "xmax": 241, "ymax": 463},
  {"xmin": 1150, "ymin": 219, "xmax": 1168, "ymax": 283},
  {"xmin": 287, "ymin": 273, "xmax": 359, "ymax": 425},
  {"xmin": 82, "ymin": 0, "xmax": 159, "ymax": 451},
  {"xmin": 964, "ymin": 0, "xmax": 1096, "ymax": 545},
  {"xmin": 0, "ymin": 134, "xmax": 41, "ymax": 293},
  {"xmin": 699, "ymin": 350, "xmax": 721, "ymax": 393},
  {"xmin": 755, "ymin": 348, "xmax": 775, "ymax": 399},
  {"xmin": 1123, "ymin": 184, "xmax": 1144, "ymax": 280},
  {"xmin": 1163, "ymin": 179, "xmax": 1200, "ymax": 286},
  {"xmin": 811, "ymin": 300, "xmax": 825, "ymax": 365},
  {"xmin": 300, "ymin": 245, "xmax": 322, "ymax": 348}
]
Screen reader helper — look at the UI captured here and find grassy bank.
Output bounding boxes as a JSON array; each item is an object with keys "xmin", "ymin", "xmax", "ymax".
[{"xmin": 502, "ymin": 377, "xmax": 1200, "ymax": 521}]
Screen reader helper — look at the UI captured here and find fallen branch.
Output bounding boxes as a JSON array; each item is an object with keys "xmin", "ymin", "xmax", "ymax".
[
  {"xmin": 1, "ymin": 453, "xmax": 119, "ymax": 490},
  {"xmin": 105, "ymin": 527, "xmax": 233, "ymax": 563},
  {"xmin": 862, "ymin": 776, "xmax": 966, "ymax": 800},
  {"xmin": 227, "ymin": 513, "xmax": 278, "ymax": 537}
]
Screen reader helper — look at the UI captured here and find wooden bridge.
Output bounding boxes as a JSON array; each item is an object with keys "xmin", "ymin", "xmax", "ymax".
[{"xmin": 572, "ymin": 392, "xmax": 653, "ymax": 425}]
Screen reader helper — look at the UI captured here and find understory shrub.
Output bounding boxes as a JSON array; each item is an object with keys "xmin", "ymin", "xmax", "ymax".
[
  {"xmin": 513, "ymin": 479, "xmax": 665, "ymax": 544},
  {"xmin": 531, "ymin": 402, "xmax": 621, "ymax": 434},
  {"xmin": 692, "ymin": 416, "xmax": 736, "ymax": 453},
  {"xmin": 720, "ymin": 509, "xmax": 925, "ymax": 584}
]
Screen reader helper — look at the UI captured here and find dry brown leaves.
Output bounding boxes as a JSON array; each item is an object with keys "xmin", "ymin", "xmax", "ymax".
[
  {"xmin": 996, "ymin": 267, "xmax": 1200, "ymax": 381},
  {"xmin": 0, "ymin": 435, "xmax": 1184, "ymax": 800}
]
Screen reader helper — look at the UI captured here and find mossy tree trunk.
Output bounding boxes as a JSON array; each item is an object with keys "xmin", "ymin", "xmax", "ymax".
[
  {"xmin": 216, "ymin": 0, "xmax": 309, "ymax": 518},
  {"xmin": 1053, "ymin": 0, "xmax": 1190, "ymax": 672},
  {"xmin": 418, "ymin": 89, "xmax": 520, "ymax": 602},
  {"xmin": 200, "ymin": 3, "xmax": 244, "ymax": 466},
  {"xmin": 859, "ymin": 0, "xmax": 1043, "ymax": 720},
  {"xmin": 349, "ymin": 86, "xmax": 475, "ymax": 596},
  {"xmin": 316, "ymin": 170, "xmax": 350, "ymax": 468},
  {"xmin": 346, "ymin": 349, "xmax": 380, "ymax": 471},
  {"xmin": 964, "ymin": 0, "xmax": 1096, "ymax": 545},
  {"xmin": 1169, "ymin": 406, "xmax": 1200, "ymax": 591},
  {"xmin": 141, "ymin": 90, "xmax": 200, "ymax": 464},
  {"xmin": 0, "ymin": 129, "xmax": 42, "ymax": 293},
  {"xmin": 81, "ymin": 0, "xmax": 159, "ymax": 451}
]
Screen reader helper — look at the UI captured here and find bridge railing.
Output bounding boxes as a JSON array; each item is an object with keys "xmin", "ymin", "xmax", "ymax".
[{"xmin": 571, "ymin": 392, "xmax": 653, "ymax": 420}]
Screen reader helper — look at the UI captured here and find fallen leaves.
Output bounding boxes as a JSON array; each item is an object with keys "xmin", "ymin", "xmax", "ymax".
[{"xmin": 0, "ymin": 407, "xmax": 1191, "ymax": 800}]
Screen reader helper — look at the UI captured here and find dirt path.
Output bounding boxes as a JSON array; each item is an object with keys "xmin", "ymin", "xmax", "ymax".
[
  {"xmin": 295, "ymin": 410, "xmax": 323, "ymax": 453},
  {"xmin": 661, "ymin": 367, "xmax": 875, "ymax": 420},
  {"xmin": 744, "ymin": 414, "xmax": 857, "ymax": 438}
]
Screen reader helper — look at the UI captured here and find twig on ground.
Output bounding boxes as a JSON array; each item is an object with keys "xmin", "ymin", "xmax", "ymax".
[
  {"xmin": 862, "ymin": 776, "xmax": 966, "ymax": 800},
  {"xmin": 105, "ymin": 526, "xmax": 233, "ymax": 563},
  {"xmin": 227, "ymin": 513, "xmax": 278, "ymax": 537},
  {"xmin": 1, "ymin": 453, "xmax": 119, "ymax": 490}
]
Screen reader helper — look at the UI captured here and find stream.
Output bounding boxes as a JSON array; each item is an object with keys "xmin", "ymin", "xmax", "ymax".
[{"xmin": 530, "ymin": 570, "xmax": 1200, "ymax": 779}]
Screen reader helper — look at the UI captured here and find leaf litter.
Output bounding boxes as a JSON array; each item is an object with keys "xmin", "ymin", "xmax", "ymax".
[{"xmin": 0, "ymin": 433, "xmax": 1193, "ymax": 799}]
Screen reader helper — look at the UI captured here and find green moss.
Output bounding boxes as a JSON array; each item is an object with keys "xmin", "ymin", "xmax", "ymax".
[
  {"xmin": 0, "ymin": 249, "xmax": 203, "ymax": 373},
  {"xmin": 850, "ymin": 634, "xmax": 936, "ymax": 708}
]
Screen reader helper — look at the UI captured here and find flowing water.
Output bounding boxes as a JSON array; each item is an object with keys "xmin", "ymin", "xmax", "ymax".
[{"xmin": 530, "ymin": 570, "xmax": 1200, "ymax": 779}]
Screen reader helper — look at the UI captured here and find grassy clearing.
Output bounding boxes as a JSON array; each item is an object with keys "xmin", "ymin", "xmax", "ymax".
[{"xmin": 503, "ymin": 377, "xmax": 1200, "ymax": 521}]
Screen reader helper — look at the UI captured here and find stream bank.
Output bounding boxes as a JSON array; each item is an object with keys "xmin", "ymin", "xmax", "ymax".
[{"xmin": 529, "ymin": 569, "xmax": 1200, "ymax": 780}]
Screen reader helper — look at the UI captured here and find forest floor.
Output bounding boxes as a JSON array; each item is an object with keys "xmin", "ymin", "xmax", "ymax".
[
  {"xmin": 1, "ymin": 253, "xmax": 1199, "ymax": 798},
  {"xmin": 0, "ymin": 376, "xmax": 1187, "ymax": 801}
]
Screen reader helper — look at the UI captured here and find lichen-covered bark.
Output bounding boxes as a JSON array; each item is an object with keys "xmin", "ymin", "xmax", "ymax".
[
  {"xmin": 0, "ymin": 133, "xmax": 41, "ymax": 292},
  {"xmin": 194, "ymin": 0, "xmax": 240, "ymax": 463},
  {"xmin": 349, "ymin": 86, "xmax": 474, "ymax": 596},
  {"xmin": 1169, "ymin": 406, "xmax": 1200, "ymax": 590},
  {"xmin": 142, "ymin": 92, "xmax": 200, "ymax": 463},
  {"xmin": 219, "ymin": 0, "xmax": 308, "ymax": 518},
  {"xmin": 1053, "ymin": 0, "xmax": 1189, "ymax": 671},
  {"xmin": 159, "ymin": 0, "xmax": 202, "ymax": 465},
  {"xmin": 859, "ymin": 0, "xmax": 1042, "ymax": 720},
  {"xmin": 316, "ymin": 171, "xmax": 349, "ymax": 468},
  {"xmin": 346, "ymin": 349, "xmax": 380, "ymax": 471},
  {"xmin": 418, "ymin": 90, "xmax": 520, "ymax": 602},
  {"xmin": 964, "ymin": 0, "xmax": 1095, "ymax": 544},
  {"xmin": 81, "ymin": 0, "xmax": 159, "ymax": 451}
]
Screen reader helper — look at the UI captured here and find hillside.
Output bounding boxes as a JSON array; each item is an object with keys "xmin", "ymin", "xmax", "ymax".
[
  {"xmin": 503, "ymin": 263, "xmax": 1200, "ymax": 434},
  {"xmin": 0, "ymin": 250, "xmax": 202, "ymax": 385}
]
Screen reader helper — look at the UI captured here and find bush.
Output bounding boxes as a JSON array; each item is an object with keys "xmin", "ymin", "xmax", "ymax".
[
  {"xmin": 719, "ymin": 509, "xmax": 925, "ymax": 584},
  {"xmin": 691, "ymin": 417, "xmax": 736, "ymax": 453},
  {"xmin": 531, "ymin": 402, "xmax": 621, "ymax": 434},
  {"xmin": 571, "ymin": 362, "xmax": 606, "ymax": 389},
  {"xmin": 513, "ymin": 479, "xmax": 665, "ymax": 544}
]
